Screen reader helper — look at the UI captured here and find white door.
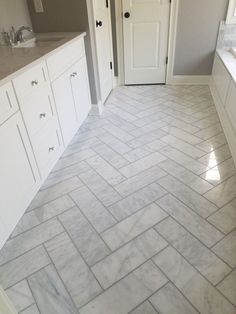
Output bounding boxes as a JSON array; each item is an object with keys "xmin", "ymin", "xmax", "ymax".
[
  {"xmin": 123, "ymin": 0, "xmax": 170, "ymax": 85},
  {"xmin": 92, "ymin": 0, "xmax": 113, "ymax": 103}
]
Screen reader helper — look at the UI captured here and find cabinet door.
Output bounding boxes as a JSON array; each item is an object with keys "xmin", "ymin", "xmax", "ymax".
[
  {"xmin": 226, "ymin": 80, "xmax": 236, "ymax": 135},
  {"xmin": 52, "ymin": 69, "xmax": 79, "ymax": 146},
  {"xmin": 0, "ymin": 82, "xmax": 19, "ymax": 125},
  {"xmin": 212, "ymin": 54, "xmax": 231, "ymax": 105},
  {"xmin": 0, "ymin": 113, "xmax": 40, "ymax": 248},
  {"xmin": 70, "ymin": 58, "xmax": 92, "ymax": 127}
]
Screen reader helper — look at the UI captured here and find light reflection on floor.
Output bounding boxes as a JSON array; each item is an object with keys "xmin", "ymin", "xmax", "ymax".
[{"xmin": 205, "ymin": 147, "xmax": 221, "ymax": 182}]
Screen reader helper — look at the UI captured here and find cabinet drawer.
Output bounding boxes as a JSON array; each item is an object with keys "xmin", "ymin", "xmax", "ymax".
[
  {"xmin": 20, "ymin": 85, "xmax": 56, "ymax": 137},
  {"xmin": 226, "ymin": 80, "xmax": 236, "ymax": 135},
  {"xmin": 13, "ymin": 62, "xmax": 49, "ymax": 102},
  {"xmin": 32, "ymin": 118, "xmax": 63, "ymax": 178},
  {"xmin": 212, "ymin": 54, "xmax": 231, "ymax": 105},
  {"xmin": 47, "ymin": 37, "xmax": 85, "ymax": 81},
  {"xmin": 0, "ymin": 82, "xmax": 19, "ymax": 125}
]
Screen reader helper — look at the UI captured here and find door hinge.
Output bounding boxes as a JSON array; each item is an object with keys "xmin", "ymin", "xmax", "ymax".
[
  {"xmin": 166, "ymin": 57, "xmax": 169, "ymax": 65},
  {"xmin": 110, "ymin": 61, "xmax": 113, "ymax": 70},
  {"xmin": 106, "ymin": 0, "xmax": 109, "ymax": 8}
]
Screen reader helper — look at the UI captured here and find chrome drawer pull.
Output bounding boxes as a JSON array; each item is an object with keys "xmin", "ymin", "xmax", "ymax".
[
  {"xmin": 40, "ymin": 113, "xmax": 46, "ymax": 119},
  {"xmin": 31, "ymin": 80, "xmax": 39, "ymax": 86},
  {"xmin": 48, "ymin": 147, "xmax": 55, "ymax": 152}
]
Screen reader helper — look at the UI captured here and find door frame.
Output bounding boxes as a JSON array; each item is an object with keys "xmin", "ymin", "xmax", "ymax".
[
  {"xmin": 115, "ymin": 0, "xmax": 179, "ymax": 85},
  {"xmin": 86, "ymin": 0, "xmax": 115, "ymax": 112}
]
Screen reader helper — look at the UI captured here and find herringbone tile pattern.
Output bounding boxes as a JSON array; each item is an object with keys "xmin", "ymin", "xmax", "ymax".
[{"xmin": 1, "ymin": 85, "xmax": 236, "ymax": 314}]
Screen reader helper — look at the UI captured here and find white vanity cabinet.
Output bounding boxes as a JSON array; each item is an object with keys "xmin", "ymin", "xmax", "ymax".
[
  {"xmin": 225, "ymin": 80, "xmax": 236, "ymax": 135},
  {"xmin": 0, "ymin": 82, "xmax": 19, "ymax": 125},
  {"xmin": 0, "ymin": 112, "xmax": 40, "ymax": 247},
  {"xmin": 13, "ymin": 61, "xmax": 64, "ymax": 179},
  {"xmin": 50, "ymin": 37, "xmax": 91, "ymax": 146}
]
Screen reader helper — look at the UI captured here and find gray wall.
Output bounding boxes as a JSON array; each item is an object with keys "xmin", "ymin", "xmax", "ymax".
[
  {"xmin": 27, "ymin": 0, "xmax": 99, "ymax": 104},
  {"xmin": 174, "ymin": 0, "xmax": 228, "ymax": 75},
  {"xmin": 0, "ymin": 0, "xmax": 32, "ymax": 43}
]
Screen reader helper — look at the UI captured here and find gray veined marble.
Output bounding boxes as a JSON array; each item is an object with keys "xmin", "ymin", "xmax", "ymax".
[
  {"xmin": 130, "ymin": 301, "xmax": 158, "ymax": 314},
  {"xmin": 91, "ymin": 229, "xmax": 167, "ymax": 289},
  {"xmin": 108, "ymin": 183, "xmax": 167, "ymax": 221},
  {"xmin": 6, "ymin": 280, "xmax": 34, "ymax": 312},
  {"xmin": 101, "ymin": 203, "xmax": 168, "ymax": 250},
  {"xmin": 217, "ymin": 269, "xmax": 236, "ymax": 306},
  {"xmin": 45, "ymin": 233, "xmax": 102, "ymax": 308},
  {"xmin": 80, "ymin": 261, "xmax": 168, "ymax": 314},
  {"xmin": 156, "ymin": 194, "xmax": 223, "ymax": 247},
  {"xmin": 20, "ymin": 304, "xmax": 40, "ymax": 314},
  {"xmin": 153, "ymin": 246, "xmax": 236, "ymax": 314},
  {"xmin": 28, "ymin": 265, "xmax": 78, "ymax": 314},
  {"xmin": 58, "ymin": 207, "xmax": 110, "ymax": 265}
]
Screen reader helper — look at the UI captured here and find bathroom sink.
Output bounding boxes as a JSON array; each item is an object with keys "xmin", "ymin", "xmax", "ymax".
[
  {"xmin": 230, "ymin": 48, "xmax": 236, "ymax": 58},
  {"xmin": 13, "ymin": 37, "xmax": 64, "ymax": 48}
]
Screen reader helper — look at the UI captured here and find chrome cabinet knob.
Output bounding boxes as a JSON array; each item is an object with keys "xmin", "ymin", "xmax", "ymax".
[
  {"xmin": 40, "ymin": 113, "xmax": 46, "ymax": 119},
  {"xmin": 48, "ymin": 147, "xmax": 55, "ymax": 152},
  {"xmin": 31, "ymin": 80, "xmax": 39, "ymax": 86}
]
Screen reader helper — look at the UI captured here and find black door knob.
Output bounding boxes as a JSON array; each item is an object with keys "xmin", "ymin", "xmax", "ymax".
[
  {"xmin": 124, "ymin": 12, "xmax": 130, "ymax": 18},
  {"xmin": 96, "ymin": 20, "xmax": 103, "ymax": 27}
]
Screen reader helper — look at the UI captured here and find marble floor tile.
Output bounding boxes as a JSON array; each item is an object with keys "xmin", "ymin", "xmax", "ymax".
[
  {"xmin": 0, "ymin": 246, "xmax": 50, "ymax": 289},
  {"xmin": 107, "ymin": 105, "xmax": 138, "ymax": 122},
  {"xmin": 6, "ymin": 280, "xmax": 34, "ymax": 312},
  {"xmin": 158, "ymin": 159, "xmax": 213, "ymax": 194},
  {"xmin": 20, "ymin": 304, "xmax": 40, "ymax": 314},
  {"xmin": 217, "ymin": 269, "xmax": 236, "ymax": 306},
  {"xmin": 162, "ymin": 115, "xmax": 200, "ymax": 134},
  {"xmin": 101, "ymin": 203, "xmax": 168, "ymax": 250},
  {"xmin": 70, "ymin": 186, "xmax": 117, "ymax": 233},
  {"xmin": 42, "ymin": 162, "xmax": 88, "ymax": 189},
  {"xmin": 105, "ymin": 113, "xmax": 137, "ymax": 132},
  {"xmin": 28, "ymin": 176, "xmax": 82, "ymax": 210},
  {"xmin": 109, "ymin": 183, "xmax": 167, "ymax": 221},
  {"xmin": 123, "ymin": 147, "xmax": 154, "ymax": 163},
  {"xmin": 201, "ymin": 158, "xmax": 236, "ymax": 186},
  {"xmin": 114, "ymin": 165, "xmax": 167, "ymax": 197},
  {"xmin": 52, "ymin": 149, "xmax": 96, "ymax": 172},
  {"xmin": 103, "ymin": 123, "xmax": 134, "ymax": 142},
  {"xmin": 194, "ymin": 123, "xmax": 223, "ymax": 140},
  {"xmin": 158, "ymin": 176, "xmax": 217, "ymax": 218},
  {"xmin": 12, "ymin": 195, "xmax": 74, "ymax": 237},
  {"xmin": 198, "ymin": 144, "xmax": 232, "ymax": 168},
  {"xmin": 80, "ymin": 261, "xmax": 168, "ymax": 314},
  {"xmin": 130, "ymin": 120, "xmax": 167, "ymax": 137},
  {"xmin": 130, "ymin": 301, "xmax": 158, "ymax": 314},
  {"xmin": 155, "ymin": 217, "xmax": 231, "ymax": 285},
  {"xmin": 146, "ymin": 139, "xmax": 168, "ymax": 152},
  {"xmin": 161, "ymin": 107, "xmax": 198, "ymax": 124},
  {"xmin": 58, "ymin": 207, "xmax": 110, "ymax": 266},
  {"xmin": 161, "ymin": 135, "xmax": 206, "ymax": 159},
  {"xmin": 79, "ymin": 169, "xmax": 121, "ymax": 206},
  {"xmin": 196, "ymin": 133, "xmax": 227, "ymax": 153},
  {"xmin": 86, "ymin": 155, "xmax": 125, "ymax": 185},
  {"xmin": 212, "ymin": 229, "xmax": 236, "ymax": 268},
  {"xmin": 127, "ymin": 129, "xmax": 168, "ymax": 149},
  {"xmin": 92, "ymin": 143, "xmax": 129, "ymax": 168},
  {"xmin": 150, "ymin": 282, "xmax": 198, "ymax": 314},
  {"xmin": 162, "ymin": 126, "xmax": 202, "ymax": 145},
  {"xmin": 62, "ymin": 137, "xmax": 102, "ymax": 158},
  {"xmin": 97, "ymin": 132, "xmax": 131, "ymax": 154},
  {"xmin": 0, "ymin": 219, "xmax": 63, "ymax": 266},
  {"xmin": 28, "ymin": 265, "xmax": 78, "ymax": 314},
  {"xmin": 119, "ymin": 152, "xmax": 166, "ymax": 178},
  {"xmin": 161, "ymin": 146, "xmax": 209, "ymax": 175},
  {"xmin": 207, "ymin": 199, "xmax": 236, "ymax": 234},
  {"xmin": 156, "ymin": 194, "xmax": 223, "ymax": 247},
  {"xmin": 204, "ymin": 175, "xmax": 236, "ymax": 207},
  {"xmin": 153, "ymin": 246, "xmax": 236, "ymax": 314},
  {"xmin": 92, "ymin": 229, "xmax": 167, "ymax": 289},
  {"xmin": 192, "ymin": 114, "xmax": 220, "ymax": 129},
  {"xmin": 45, "ymin": 233, "xmax": 102, "ymax": 308}
]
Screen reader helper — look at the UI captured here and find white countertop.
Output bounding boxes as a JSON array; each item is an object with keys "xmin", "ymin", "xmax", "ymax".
[
  {"xmin": 0, "ymin": 32, "xmax": 86, "ymax": 85},
  {"xmin": 217, "ymin": 48, "xmax": 236, "ymax": 83}
]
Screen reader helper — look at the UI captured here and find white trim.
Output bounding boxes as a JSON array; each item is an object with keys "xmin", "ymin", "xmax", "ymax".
[
  {"xmin": 226, "ymin": 0, "xmax": 236, "ymax": 24},
  {"xmin": 168, "ymin": 75, "xmax": 211, "ymax": 85},
  {"xmin": 90, "ymin": 101, "xmax": 105, "ymax": 116},
  {"xmin": 115, "ymin": 0, "xmax": 179, "ymax": 86},
  {"xmin": 166, "ymin": 0, "xmax": 179, "ymax": 84}
]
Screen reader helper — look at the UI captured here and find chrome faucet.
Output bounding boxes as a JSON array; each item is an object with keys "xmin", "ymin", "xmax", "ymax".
[{"xmin": 15, "ymin": 26, "xmax": 33, "ymax": 43}]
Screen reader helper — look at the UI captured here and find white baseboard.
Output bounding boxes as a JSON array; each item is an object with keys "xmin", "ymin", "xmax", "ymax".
[
  {"xmin": 168, "ymin": 75, "xmax": 211, "ymax": 85},
  {"xmin": 90, "ymin": 101, "xmax": 104, "ymax": 116},
  {"xmin": 113, "ymin": 76, "xmax": 119, "ymax": 88}
]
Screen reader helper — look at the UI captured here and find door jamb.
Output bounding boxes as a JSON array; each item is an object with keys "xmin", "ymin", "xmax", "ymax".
[{"xmin": 115, "ymin": 0, "xmax": 179, "ymax": 85}]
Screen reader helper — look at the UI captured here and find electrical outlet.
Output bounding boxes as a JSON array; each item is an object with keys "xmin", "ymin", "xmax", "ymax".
[{"xmin": 33, "ymin": 0, "xmax": 44, "ymax": 13}]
